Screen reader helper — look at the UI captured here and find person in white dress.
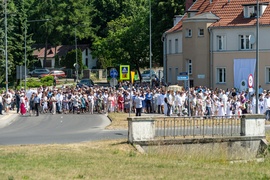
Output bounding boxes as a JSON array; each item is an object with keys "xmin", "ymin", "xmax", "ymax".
[{"xmin": 217, "ymin": 98, "xmax": 225, "ymax": 117}]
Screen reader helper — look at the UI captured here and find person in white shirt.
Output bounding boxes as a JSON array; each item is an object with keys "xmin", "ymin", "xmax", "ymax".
[
  {"xmin": 263, "ymin": 92, "xmax": 270, "ymax": 120},
  {"xmin": 88, "ymin": 92, "xmax": 95, "ymax": 114},
  {"xmin": 103, "ymin": 90, "xmax": 109, "ymax": 113},
  {"xmin": 134, "ymin": 92, "xmax": 145, "ymax": 116},
  {"xmin": 158, "ymin": 90, "xmax": 165, "ymax": 114}
]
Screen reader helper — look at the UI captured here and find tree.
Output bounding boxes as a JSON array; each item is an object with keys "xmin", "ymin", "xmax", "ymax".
[
  {"xmin": 61, "ymin": 49, "xmax": 83, "ymax": 73},
  {"xmin": 92, "ymin": 1, "xmax": 150, "ymax": 80},
  {"xmin": 151, "ymin": 0, "xmax": 185, "ymax": 65}
]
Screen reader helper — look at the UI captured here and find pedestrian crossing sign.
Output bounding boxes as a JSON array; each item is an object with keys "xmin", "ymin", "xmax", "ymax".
[{"xmin": 120, "ymin": 65, "xmax": 130, "ymax": 80}]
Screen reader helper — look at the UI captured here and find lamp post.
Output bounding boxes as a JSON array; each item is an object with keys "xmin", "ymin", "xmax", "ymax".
[
  {"xmin": 4, "ymin": 0, "xmax": 8, "ymax": 93},
  {"xmin": 255, "ymin": 0, "xmax": 259, "ymax": 113},
  {"xmin": 24, "ymin": 19, "xmax": 50, "ymax": 90},
  {"xmin": 149, "ymin": 0, "xmax": 152, "ymax": 87},
  {"xmin": 75, "ymin": 26, "xmax": 78, "ymax": 82}
]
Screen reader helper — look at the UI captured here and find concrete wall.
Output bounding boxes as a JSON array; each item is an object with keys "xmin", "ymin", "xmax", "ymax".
[{"xmin": 128, "ymin": 115, "xmax": 268, "ymax": 160}]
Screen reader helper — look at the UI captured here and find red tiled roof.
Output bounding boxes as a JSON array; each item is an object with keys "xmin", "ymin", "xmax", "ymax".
[
  {"xmin": 33, "ymin": 44, "xmax": 89, "ymax": 58},
  {"xmin": 167, "ymin": 0, "xmax": 270, "ymax": 33}
]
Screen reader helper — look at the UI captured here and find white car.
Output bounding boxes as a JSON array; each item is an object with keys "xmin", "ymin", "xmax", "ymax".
[{"xmin": 141, "ymin": 70, "xmax": 156, "ymax": 82}]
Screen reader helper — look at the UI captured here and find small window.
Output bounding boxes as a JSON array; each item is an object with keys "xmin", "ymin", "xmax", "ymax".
[
  {"xmin": 266, "ymin": 67, "xmax": 270, "ymax": 83},
  {"xmin": 185, "ymin": 29, "xmax": 192, "ymax": 37},
  {"xmin": 217, "ymin": 68, "xmax": 226, "ymax": 83},
  {"xmin": 239, "ymin": 35, "xmax": 253, "ymax": 50},
  {"xmin": 217, "ymin": 35, "xmax": 226, "ymax": 51},
  {"xmin": 198, "ymin": 28, "xmax": 204, "ymax": 36},
  {"xmin": 168, "ymin": 40, "xmax": 172, "ymax": 54},
  {"xmin": 175, "ymin": 39, "xmax": 178, "ymax": 53}
]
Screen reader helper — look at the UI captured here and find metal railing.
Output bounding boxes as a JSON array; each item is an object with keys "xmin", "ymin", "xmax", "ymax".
[{"xmin": 154, "ymin": 115, "xmax": 241, "ymax": 139}]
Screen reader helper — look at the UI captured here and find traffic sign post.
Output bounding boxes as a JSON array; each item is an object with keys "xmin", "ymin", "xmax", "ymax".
[
  {"xmin": 110, "ymin": 68, "xmax": 118, "ymax": 78},
  {"xmin": 248, "ymin": 74, "xmax": 253, "ymax": 88},
  {"xmin": 177, "ymin": 72, "xmax": 189, "ymax": 81}
]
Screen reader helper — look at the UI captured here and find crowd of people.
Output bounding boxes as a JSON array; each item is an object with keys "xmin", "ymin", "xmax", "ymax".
[{"xmin": 0, "ymin": 82, "xmax": 269, "ymax": 119}]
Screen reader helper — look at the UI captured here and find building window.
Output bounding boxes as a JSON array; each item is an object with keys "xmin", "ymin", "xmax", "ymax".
[
  {"xmin": 240, "ymin": 35, "xmax": 253, "ymax": 50},
  {"xmin": 175, "ymin": 67, "xmax": 179, "ymax": 81},
  {"xmin": 188, "ymin": 59, "xmax": 192, "ymax": 74},
  {"xmin": 85, "ymin": 58, "xmax": 88, "ymax": 67},
  {"xmin": 185, "ymin": 29, "xmax": 192, "ymax": 37},
  {"xmin": 266, "ymin": 67, "xmax": 270, "ymax": 83},
  {"xmin": 217, "ymin": 35, "xmax": 226, "ymax": 50},
  {"xmin": 198, "ymin": 28, "xmax": 204, "ymax": 36},
  {"xmin": 85, "ymin": 49, "xmax": 88, "ymax": 56},
  {"xmin": 217, "ymin": 68, "xmax": 226, "ymax": 83},
  {"xmin": 168, "ymin": 40, "xmax": 172, "ymax": 54},
  {"xmin": 169, "ymin": 67, "xmax": 172, "ymax": 83},
  {"xmin": 175, "ymin": 39, "xmax": 178, "ymax": 53}
]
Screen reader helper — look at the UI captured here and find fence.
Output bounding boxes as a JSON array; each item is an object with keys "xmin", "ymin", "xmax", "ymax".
[{"xmin": 154, "ymin": 115, "xmax": 241, "ymax": 139}]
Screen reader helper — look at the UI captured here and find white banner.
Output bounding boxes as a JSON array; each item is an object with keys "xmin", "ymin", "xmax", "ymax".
[{"xmin": 234, "ymin": 59, "xmax": 256, "ymax": 91}]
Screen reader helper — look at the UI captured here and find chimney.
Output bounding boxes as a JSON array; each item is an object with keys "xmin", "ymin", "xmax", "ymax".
[
  {"xmin": 173, "ymin": 15, "xmax": 183, "ymax": 26},
  {"xmin": 186, "ymin": 0, "xmax": 194, "ymax": 11}
]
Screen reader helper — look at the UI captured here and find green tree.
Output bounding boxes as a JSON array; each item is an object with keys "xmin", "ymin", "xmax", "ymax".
[
  {"xmin": 92, "ymin": 1, "xmax": 150, "ymax": 80},
  {"xmin": 61, "ymin": 49, "xmax": 82, "ymax": 73},
  {"xmin": 151, "ymin": 0, "xmax": 185, "ymax": 65}
]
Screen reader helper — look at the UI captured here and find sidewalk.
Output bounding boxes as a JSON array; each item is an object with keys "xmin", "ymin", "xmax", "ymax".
[{"xmin": 0, "ymin": 110, "xmax": 19, "ymax": 128}]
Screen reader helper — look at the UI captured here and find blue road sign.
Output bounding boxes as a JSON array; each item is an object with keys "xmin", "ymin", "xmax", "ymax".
[
  {"xmin": 177, "ymin": 75, "xmax": 189, "ymax": 81},
  {"xmin": 110, "ymin": 68, "xmax": 118, "ymax": 78}
]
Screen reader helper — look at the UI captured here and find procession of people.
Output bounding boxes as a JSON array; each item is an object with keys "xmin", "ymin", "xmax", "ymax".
[{"xmin": 0, "ymin": 81, "xmax": 269, "ymax": 119}]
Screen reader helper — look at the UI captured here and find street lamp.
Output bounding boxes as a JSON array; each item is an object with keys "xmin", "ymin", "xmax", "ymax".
[
  {"xmin": 75, "ymin": 26, "xmax": 78, "ymax": 82},
  {"xmin": 24, "ymin": 19, "xmax": 50, "ymax": 90},
  {"xmin": 74, "ymin": 24, "xmax": 85, "ymax": 83},
  {"xmin": 255, "ymin": 0, "xmax": 259, "ymax": 113},
  {"xmin": 149, "ymin": 0, "xmax": 152, "ymax": 87},
  {"xmin": 4, "ymin": 0, "xmax": 8, "ymax": 93}
]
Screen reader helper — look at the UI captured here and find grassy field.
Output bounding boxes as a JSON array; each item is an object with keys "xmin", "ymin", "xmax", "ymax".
[{"xmin": 0, "ymin": 113, "xmax": 270, "ymax": 179}]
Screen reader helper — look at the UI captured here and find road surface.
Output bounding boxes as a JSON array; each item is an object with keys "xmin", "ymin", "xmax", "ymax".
[{"xmin": 0, "ymin": 113, "xmax": 127, "ymax": 145}]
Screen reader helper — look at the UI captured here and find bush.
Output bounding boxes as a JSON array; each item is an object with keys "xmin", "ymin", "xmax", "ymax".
[
  {"xmin": 40, "ymin": 76, "xmax": 54, "ymax": 83},
  {"xmin": 27, "ymin": 81, "xmax": 42, "ymax": 88}
]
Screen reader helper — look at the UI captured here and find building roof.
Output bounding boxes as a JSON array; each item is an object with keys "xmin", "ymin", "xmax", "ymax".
[
  {"xmin": 33, "ymin": 44, "xmax": 89, "ymax": 59},
  {"xmin": 167, "ymin": 0, "xmax": 270, "ymax": 33}
]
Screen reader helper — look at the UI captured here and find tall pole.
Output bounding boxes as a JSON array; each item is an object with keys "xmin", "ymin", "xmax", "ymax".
[
  {"xmin": 24, "ymin": 21, "xmax": 27, "ymax": 90},
  {"xmin": 149, "ymin": 0, "xmax": 152, "ymax": 88},
  {"xmin": 75, "ymin": 26, "xmax": 78, "ymax": 82},
  {"xmin": 4, "ymin": 0, "xmax": 8, "ymax": 93},
  {"xmin": 255, "ymin": 0, "xmax": 259, "ymax": 113}
]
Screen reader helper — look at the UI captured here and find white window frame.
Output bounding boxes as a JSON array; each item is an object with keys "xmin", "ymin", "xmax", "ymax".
[
  {"xmin": 216, "ymin": 67, "xmax": 226, "ymax": 83},
  {"xmin": 175, "ymin": 39, "xmax": 178, "ymax": 53},
  {"xmin": 168, "ymin": 39, "xmax": 172, "ymax": 54},
  {"xmin": 266, "ymin": 67, "xmax": 270, "ymax": 83},
  {"xmin": 185, "ymin": 29, "xmax": 192, "ymax": 37},
  {"xmin": 217, "ymin": 35, "xmax": 226, "ymax": 51},
  {"xmin": 198, "ymin": 28, "xmax": 204, "ymax": 36},
  {"xmin": 239, "ymin": 35, "xmax": 253, "ymax": 50}
]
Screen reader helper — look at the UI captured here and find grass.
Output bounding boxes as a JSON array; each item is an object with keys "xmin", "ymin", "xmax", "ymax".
[
  {"xmin": 106, "ymin": 112, "xmax": 133, "ymax": 130},
  {"xmin": 0, "ymin": 138, "xmax": 270, "ymax": 179},
  {"xmin": 0, "ymin": 114, "xmax": 269, "ymax": 179}
]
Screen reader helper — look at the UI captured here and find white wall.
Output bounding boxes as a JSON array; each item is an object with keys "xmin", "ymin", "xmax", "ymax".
[{"xmin": 212, "ymin": 26, "xmax": 270, "ymax": 52}]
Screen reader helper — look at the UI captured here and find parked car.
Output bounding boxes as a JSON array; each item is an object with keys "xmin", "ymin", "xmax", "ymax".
[
  {"xmin": 141, "ymin": 69, "xmax": 156, "ymax": 82},
  {"xmin": 28, "ymin": 68, "xmax": 50, "ymax": 77},
  {"xmin": 76, "ymin": 78, "xmax": 94, "ymax": 88},
  {"xmin": 39, "ymin": 70, "xmax": 66, "ymax": 79}
]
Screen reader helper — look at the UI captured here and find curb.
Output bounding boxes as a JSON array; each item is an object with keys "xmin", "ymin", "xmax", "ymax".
[{"xmin": 0, "ymin": 111, "xmax": 19, "ymax": 128}]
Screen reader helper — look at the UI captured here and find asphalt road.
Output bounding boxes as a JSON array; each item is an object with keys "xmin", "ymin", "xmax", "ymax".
[{"xmin": 0, "ymin": 113, "xmax": 127, "ymax": 145}]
